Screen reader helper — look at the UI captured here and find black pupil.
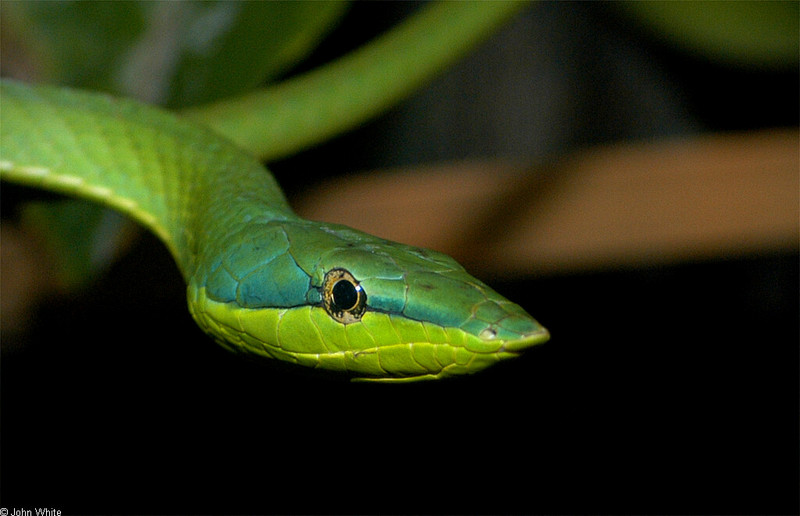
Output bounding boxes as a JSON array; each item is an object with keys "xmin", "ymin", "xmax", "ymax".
[{"xmin": 332, "ymin": 280, "xmax": 358, "ymax": 311}]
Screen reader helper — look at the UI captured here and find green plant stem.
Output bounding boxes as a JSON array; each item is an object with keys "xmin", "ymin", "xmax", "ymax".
[{"xmin": 182, "ymin": 0, "xmax": 530, "ymax": 161}]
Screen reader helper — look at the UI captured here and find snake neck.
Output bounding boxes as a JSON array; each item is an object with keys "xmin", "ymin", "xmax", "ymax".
[{"xmin": 179, "ymin": 183, "xmax": 299, "ymax": 283}]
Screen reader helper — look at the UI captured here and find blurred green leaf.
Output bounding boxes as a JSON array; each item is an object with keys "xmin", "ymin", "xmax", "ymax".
[
  {"xmin": 163, "ymin": 1, "xmax": 349, "ymax": 107},
  {"xmin": 20, "ymin": 201, "xmax": 130, "ymax": 289},
  {"xmin": 2, "ymin": 0, "xmax": 349, "ymax": 104},
  {"xmin": 1, "ymin": 1, "xmax": 146, "ymax": 91},
  {"xmin": 618, "ymin": 1, "xmax": 799, "ymax": 70}
]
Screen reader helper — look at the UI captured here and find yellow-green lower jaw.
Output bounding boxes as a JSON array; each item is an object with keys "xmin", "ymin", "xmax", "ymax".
[{"xmin": 189, "ymin": 286, "xmax": 548, "ymax": 382}]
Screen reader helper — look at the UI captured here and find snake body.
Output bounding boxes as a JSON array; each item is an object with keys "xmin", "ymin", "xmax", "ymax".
[{"xmin": 0, "ymin": 79, "xmax": 548, "ymax": 382}]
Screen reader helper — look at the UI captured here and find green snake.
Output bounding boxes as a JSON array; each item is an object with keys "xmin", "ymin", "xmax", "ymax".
[{"xmin": 0, "ymin": 79, "xmax": 549, "ymax": 382}]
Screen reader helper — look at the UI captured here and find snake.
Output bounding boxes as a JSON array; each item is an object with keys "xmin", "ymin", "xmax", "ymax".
[{"xmin": 0, "ymin": 79, "xmax": 549, "ymax": 382}]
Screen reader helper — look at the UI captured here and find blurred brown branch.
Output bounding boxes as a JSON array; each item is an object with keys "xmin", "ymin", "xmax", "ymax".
[{"xmin": 295, "ymin": 129, "xmax": 799, "ymax": 277}]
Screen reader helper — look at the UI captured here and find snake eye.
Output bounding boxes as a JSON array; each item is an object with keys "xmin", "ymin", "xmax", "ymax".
[
  {"xmin": 332, "ymin": 279, "xmax": 359, "ymax": 311},
  {"xmin": 322, "ymin": 268, "xmax": 367, "ymax": 324}
]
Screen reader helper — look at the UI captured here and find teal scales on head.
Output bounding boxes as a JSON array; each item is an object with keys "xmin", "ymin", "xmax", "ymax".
[{"xmin": 0, "ymin": 79, "xmax": 549, "ymax": 382}]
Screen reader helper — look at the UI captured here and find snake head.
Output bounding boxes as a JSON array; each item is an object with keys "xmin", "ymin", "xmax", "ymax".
[{"xmin": 189, "ymin": 220, "xmax": 549, "ymax": 382}]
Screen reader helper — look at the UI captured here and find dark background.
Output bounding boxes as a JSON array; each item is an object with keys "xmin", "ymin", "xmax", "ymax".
[{"xmin": 2, "ymin": 2, "xmax": 798, "ymax": 514}]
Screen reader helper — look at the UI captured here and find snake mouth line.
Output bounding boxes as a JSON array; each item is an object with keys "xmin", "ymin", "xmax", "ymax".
[
  {"xmin": 499, "ymin": 328, "xmax": 551, "ymax": 354},
  {"xmin": 349, "ymin": 329, "xmax": 551, "ymax": 383}
]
